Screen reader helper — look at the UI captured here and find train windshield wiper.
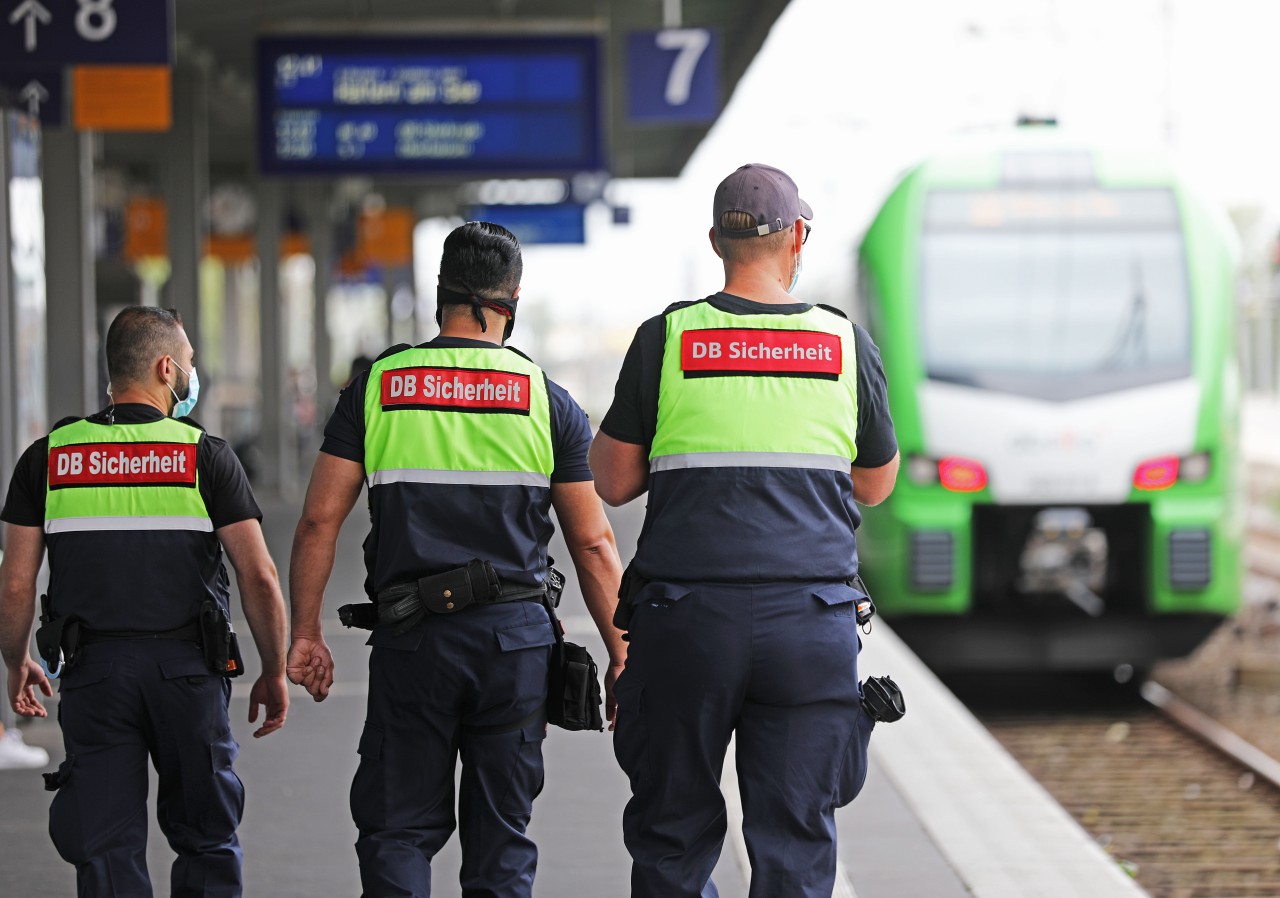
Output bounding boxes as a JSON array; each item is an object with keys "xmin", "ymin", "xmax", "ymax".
[{"xmin": 1098, "ymin": 257, "xmax": 1148, "ymax": 370}]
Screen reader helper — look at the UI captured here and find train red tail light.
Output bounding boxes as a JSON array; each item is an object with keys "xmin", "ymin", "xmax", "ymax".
[
  {"xmin": 938, "ymin": 457, "xmax": 988, "ymax": 493},
  {"xmin": 1133, "ymin": 455, "xmax": 1179, "ymax": 491}
]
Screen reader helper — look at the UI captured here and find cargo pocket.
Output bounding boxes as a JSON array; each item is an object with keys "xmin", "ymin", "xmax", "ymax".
[
  {"xmin": 208, "ymin": 740, "xmax": 245, "ymax": 833},
  {"xmin": 813, "ymin": 583, "xmax": 861, "ymax": 619},
  {"xmin": 498, "ymin": 720, "xmax": 549, "ymax": 821},
  {"xmin": 351, "ymin": 722, "xmax": 387, "ymax": 832},
  {"xmin": 611, "ymin": 673, "xmax": 650, "ymax": 790},
  {"xmin": 835, "ymin": 703, "xmax": 876, "ymax": 807}
]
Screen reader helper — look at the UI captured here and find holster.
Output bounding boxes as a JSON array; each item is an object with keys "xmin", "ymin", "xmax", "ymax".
[
  {"xmin": 198, "ymin": 600, "xmax": 245, "ymax": 678},
  {"xmin": 338, "ymin": 602, "xmax": 379, "ymax": 630},
  {"xmin": 847, "ymin": 573, "xmax": 876, "ymax": 629},
  {"xmin": 34, "ymin": 594, "xmax": 78, "ymax": 677},
  {"xmin": 612, "ymin": 562, "xmax": 649, "ymax": 631},
  {"xmin": 542, "ymin": 592, "xmax": 604, "ymax": 732}
]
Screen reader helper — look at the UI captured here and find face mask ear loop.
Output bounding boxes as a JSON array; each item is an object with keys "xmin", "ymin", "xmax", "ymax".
[{"xmin": 106, "ymin": 383, "xmax": 115, "ymax": 425}]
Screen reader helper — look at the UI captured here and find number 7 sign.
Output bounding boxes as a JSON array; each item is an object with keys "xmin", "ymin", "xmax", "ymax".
[{"xmin": 627, "ymin": 28, "xmax": 719, "ymax": 124}]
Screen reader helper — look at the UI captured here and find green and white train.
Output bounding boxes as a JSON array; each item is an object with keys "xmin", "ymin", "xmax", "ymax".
[{"xmin": 856, "ymin": 129, "xmax": 1242, "ymax": 672}]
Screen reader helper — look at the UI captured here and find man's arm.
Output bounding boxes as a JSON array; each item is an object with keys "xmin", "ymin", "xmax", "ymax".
[
  {"xmin": 550, "ymin": 480, "xmax": 628, "ymax": 729},
  {"xmin": 288, "ymin": 452, "xmax": 364, "ymax": 701},
  {"xmin": 0, "ymin": 524, "xmax": 52, "ymax": 717},
  {"xmin": 588, "ymin": 433, "xmax": 649, "ymax": 507},
  {"xmin": 217, "ymin": 519, "xmax": 289, "ymax": 737},
  {"xmin": 851, "ymin": 452, "xmax": 900, "ymax": 507}
]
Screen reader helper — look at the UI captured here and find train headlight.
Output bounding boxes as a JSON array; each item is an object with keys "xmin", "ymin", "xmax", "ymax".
[
  {"xmin": 906, "ymin": 454, "xmax": 939, "ymax": 485},
  {"xmin": 937, "ymin": 456, "xmax": 988, "ymax": 493},
  {"xmin": 1178, "ymin": 452, "xmax": 1211, "ymax": 483}
]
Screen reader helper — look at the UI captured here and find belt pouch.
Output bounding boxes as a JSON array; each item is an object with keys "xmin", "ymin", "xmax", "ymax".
[
  {"xmin": 417, "ymin": 566, "xmax": 476, "ymax": 613},
  {"xmin": 199, "ymin": 600, "xmax": 243, "ymax": 678},
  {"xmin": 612, "ymin": 562, "xmax": 648, "ymax": 631},
  {"xmin": 549, "ymin": 640, "xmax": 603, "ymax": 732}
]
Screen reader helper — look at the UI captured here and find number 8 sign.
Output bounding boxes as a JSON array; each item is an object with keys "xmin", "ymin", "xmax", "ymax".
[{"xmin": 627, "ymin": 28, "xmax": 719, "ymax": 124}]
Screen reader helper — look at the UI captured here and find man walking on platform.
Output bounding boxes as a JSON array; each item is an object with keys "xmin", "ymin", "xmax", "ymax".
[
  {"xmin": 592, "ymin": 164, "xmax": 900, "ymax": 898},
  {"xmin": 287, "ymin": 221, "xmax": 626, "ymax": 898},
  {"xmin": 0, "ymin": 305, "xmax": 290, "ymax": 898}
]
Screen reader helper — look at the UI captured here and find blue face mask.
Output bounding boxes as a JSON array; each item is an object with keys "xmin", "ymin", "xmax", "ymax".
[
  {"xmin": 788, "ymin": 249, "xmax": 803, "ymax": 293},
  {"xmin": 168, "ymin": 361, "xmax": 200, "ymax": 418}
]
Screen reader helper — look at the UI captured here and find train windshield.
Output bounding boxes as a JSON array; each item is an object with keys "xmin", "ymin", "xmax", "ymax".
[{"xmin": 920, "ymin": 188, "xmax": 1191, "ymax": 400}]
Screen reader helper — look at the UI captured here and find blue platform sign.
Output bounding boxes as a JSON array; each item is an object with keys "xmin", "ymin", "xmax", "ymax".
[
  {"xmin": 0, "ymin": 69, "xmax": 62, "ymax": 125},
  {"xmin": 0, "ymin": 0, "xmax": 173, "ymax": 70},
  {"xmin": 258, "ymin": 35, "xmax": 604, "ymax": 177},
  {"xmin": 467, "ymin": 204, "xmax": 586, "ymax": 245},
  {"xmin": 627, "ymin": 28, "xmax": 719, "ymax": 124}
]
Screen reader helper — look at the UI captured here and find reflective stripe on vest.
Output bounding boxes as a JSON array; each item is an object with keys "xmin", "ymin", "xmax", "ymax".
[
  {"xmin": 650, "ymin": 451, "xmax": 853, "ymax": 474},
  {"xmin": 366, "ymin": 468, "xmax": 551, "ymax": 488},
  {"xmin": 364, "ymin": 346, "xmax": 554, "ymax": 485},
  {"xmin": 44, "ymin": 418, "xmax": 209, "ymax": 535},
  {"xmin": 650, "ymin": 302, "xmax": 859, "ymax": 470}
]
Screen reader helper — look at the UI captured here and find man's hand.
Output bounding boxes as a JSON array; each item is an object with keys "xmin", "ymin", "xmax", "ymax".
[
  {"xmin": 287, "ymin": 636, "xmax": 335, "ymax": 702},
  {"xmin": 248, "ymin": 673, "xmax": 289, "ymax": 738},
  {"xmin": 604, "ymin": 661, "xmax": 625, "ymax": 732},
  {"xmin": 7, "ymin": 657, "xmax": 51, "ymax": 718}
]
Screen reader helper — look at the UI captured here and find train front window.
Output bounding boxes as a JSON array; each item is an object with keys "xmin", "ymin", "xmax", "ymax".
[{"xmin": 920, "ymin": 188, "xmax": 1191, "ymax": 400}]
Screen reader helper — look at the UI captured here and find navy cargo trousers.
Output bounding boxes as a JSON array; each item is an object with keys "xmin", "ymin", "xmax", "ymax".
[
  {"xmin": 48, "ymin": 640, "xmax": 244, "ymax": 898},
  {"xmin": 613, "ymin": 579, "xmax": 874, "ymax": 898},
  {"xmin": 351, "ymin": 599, "xmax": 556, "ymax": 898}
]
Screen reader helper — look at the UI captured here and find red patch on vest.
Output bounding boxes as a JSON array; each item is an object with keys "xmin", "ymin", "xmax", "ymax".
[
  {"xmin": 680, "ymin": 328, "xmax": 842, "ymax": 379},
  {"xmin": 380, "ymin": 367, "xmax": 532, "ymax": 414},
  {"xmin": 48, "ymin": 443, "xmax": 198, "ymax": 488}
]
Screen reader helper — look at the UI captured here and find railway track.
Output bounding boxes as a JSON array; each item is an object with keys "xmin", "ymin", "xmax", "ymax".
[{"xmin": 976, "ymin": 683, "xmax": 1280, "ymax": 898}]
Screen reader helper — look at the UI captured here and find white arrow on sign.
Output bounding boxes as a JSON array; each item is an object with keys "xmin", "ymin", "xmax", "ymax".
[
  {"xmin": 19, "ymin": 79, "xmax": 48, "ymax": 117},
  {"xmin": 8, "ymin": 0, "xmax": 53, "ymax": 53}
]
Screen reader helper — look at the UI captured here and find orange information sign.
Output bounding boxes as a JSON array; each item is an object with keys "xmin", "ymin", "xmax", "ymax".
[
  {"xmin": 204, "ymin": 235, "xmax": 256, "ymax": 265},
  {"xmin": 123, "ymin": 198, "xmax": 167, "ymax": 262},
  {"xmin": 73, "ymin": 66, "xmax": 172, "ymax": 132},
  {"xmin": 358, "ymin": 207, "xmax": 414, "ymax": 267},
  {"xmin": 281, "ymin": 233, "xmax": 311, "ymax": 258}
]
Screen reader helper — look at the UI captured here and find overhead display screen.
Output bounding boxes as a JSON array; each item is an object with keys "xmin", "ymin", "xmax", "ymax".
[{"xmin": 257, "ymin": 35, "xmax": 604, "ymax": 176}]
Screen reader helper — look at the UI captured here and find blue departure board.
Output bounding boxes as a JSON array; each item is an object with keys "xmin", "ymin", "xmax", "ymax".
[{"xmin": 257, "ymin": 35, "xmax": 604, "ymax": 176}]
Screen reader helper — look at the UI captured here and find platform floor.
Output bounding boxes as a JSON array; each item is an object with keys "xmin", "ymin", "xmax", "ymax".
[{"xmin": 1, "ymin": 495, "xmax": 1133, "ymax": 897}]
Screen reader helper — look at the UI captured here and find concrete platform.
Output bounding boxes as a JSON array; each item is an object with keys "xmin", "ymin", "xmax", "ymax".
[{"xmin": 0, "ymin": 495, "xmax": 1147, "ymax": 897}]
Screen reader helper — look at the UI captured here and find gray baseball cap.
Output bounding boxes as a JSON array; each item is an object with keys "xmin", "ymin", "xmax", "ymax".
[{"xmin": 713, "ymin": 163, "xmax": 813, "ymax": 238}]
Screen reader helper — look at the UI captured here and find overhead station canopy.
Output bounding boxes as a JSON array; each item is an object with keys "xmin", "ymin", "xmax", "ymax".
[{"xmin": 96, "ymin": 0, "xmax": 792, "ymax": 182}]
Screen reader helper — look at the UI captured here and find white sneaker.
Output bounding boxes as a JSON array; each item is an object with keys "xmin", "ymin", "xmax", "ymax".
[{"xmin": 0, "ymin": 728, "xmax": 50, "ymax": 770}]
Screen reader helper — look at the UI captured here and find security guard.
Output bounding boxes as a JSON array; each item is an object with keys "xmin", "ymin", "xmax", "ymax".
[
  {"xmin": 287, "ymin": 221, "xmax": 627, "ymax": 898},
  {"xmin": 591, "ymin": 164, "xmax": 900, "ymax": 898},
  {"xmin": 0, "ymin": 306, "xmax": 290, "ymax": 898}
]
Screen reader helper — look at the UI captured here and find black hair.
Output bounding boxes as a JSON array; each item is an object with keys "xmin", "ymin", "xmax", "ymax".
[
  {"xmin": 105, "ymin": 306, "xmax": 186, "ymax": 387},
  {"xmin": 439, "ymin": 221, "xmax": 522, "ymax": 299}
]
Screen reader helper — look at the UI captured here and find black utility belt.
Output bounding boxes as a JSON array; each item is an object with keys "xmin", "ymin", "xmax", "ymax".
[
  {"xmin": 79, "ymin": 621, "xmax": 200, "ymax": 645},
  {"xmin": 35, "ymin": 597, "xmax": 243, "ymax": 678},
  {"xmin": 339, "ymin": 558, "xmax": 556, "ymax": 634}
]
